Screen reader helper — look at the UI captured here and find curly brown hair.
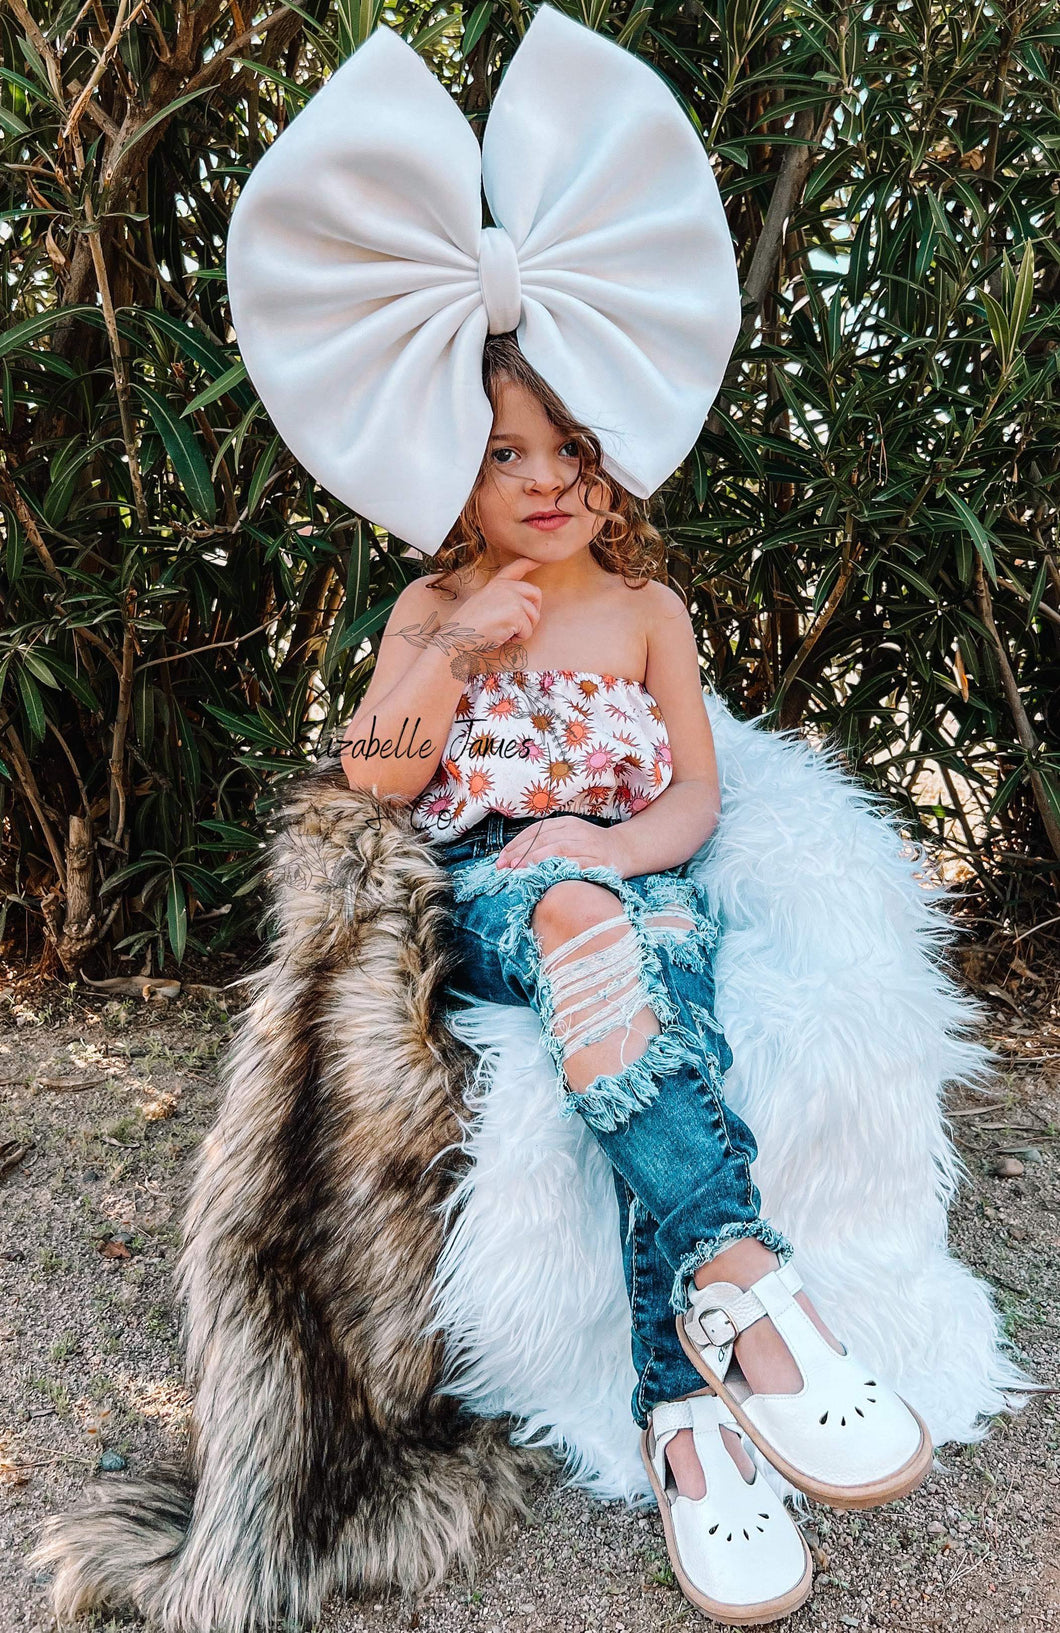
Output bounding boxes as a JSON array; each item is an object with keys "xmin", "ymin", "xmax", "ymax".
[{"xmin": 425, "ymin": 333, "xmax": 666, "ymax": 598}]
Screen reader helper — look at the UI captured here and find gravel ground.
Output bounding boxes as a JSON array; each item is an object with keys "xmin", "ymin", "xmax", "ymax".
[{"xmin": 1, "ymin": 971, "xmax": 1058, "ymax": 1633}]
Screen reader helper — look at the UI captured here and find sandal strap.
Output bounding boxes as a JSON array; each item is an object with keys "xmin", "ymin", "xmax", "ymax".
[
  {"xmin": 648, "ymin": 1394, "xmax": 740, "ymax": 1488},
  {"xmin": 652, "ymin": 1399, "xmax": 694, "ymax": 1441},
  {"xmin": 686, "ymin": 1258, "xmax": 803, "ymax": 1348}
]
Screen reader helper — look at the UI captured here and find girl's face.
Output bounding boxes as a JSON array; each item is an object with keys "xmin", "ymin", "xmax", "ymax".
[{"xmin": 473, "ymin": 378, "xmax": 608, "ymax": 563}]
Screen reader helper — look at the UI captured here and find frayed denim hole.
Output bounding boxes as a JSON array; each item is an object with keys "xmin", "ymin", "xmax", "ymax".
[
  {"xmin": 636, "ymin": 881, "xmax": 718, "ymax": 966},
  {"xmin": 641, "ymin": 907, "xmax": 699, "ymax": 960},
  {"xmin": 489, "ymin": 858, "xmax": 682, "ymax": 1109},
  {"xmin": 558, "ymin": 1021, "xmax": 706, "ymax": 1133},
  {"xmin": 669, "ymin": 1220, "xmax": 798, "ymax": 1316}
]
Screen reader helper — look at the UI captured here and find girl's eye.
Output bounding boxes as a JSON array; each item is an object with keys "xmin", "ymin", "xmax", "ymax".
[{"xmin": 490, "ymin": 441, "xmax": 579, "ymax": 464}]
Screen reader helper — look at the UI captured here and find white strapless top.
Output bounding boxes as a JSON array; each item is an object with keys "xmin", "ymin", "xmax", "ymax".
[{"xmin": 409, "ymin": 668, "xmax": 673, "ymax": 841}]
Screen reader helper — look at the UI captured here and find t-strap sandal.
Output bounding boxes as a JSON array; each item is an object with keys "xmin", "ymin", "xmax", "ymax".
[
  {"xmin": 676, "ymin": 1257, "xmax": 933, "ymax": 1511},
  {"xmin": 641, "ymin": 1389, "xmax": 814, "ymax": 1627}
]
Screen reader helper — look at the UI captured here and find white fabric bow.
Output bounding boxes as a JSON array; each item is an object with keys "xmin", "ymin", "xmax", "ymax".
[{"xmin": 226, "ymin": 4, "xmax": 741, "ymax": 555}]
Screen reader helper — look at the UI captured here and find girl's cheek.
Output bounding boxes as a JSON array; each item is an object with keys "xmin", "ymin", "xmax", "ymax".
[{"xmin": 582, "ymin": 478, "xmax": 607, "ymax": 513}]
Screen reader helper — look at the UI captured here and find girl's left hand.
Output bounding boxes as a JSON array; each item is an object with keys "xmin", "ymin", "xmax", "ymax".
[{"xmin": 492, "ymin": 816, "xmax": 628, "ymax": 876}]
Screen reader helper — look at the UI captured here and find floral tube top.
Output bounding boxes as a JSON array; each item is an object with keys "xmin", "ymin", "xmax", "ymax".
[{"xmin": 409, "ymin": 669, "xmax": 673, "ymax": 842}]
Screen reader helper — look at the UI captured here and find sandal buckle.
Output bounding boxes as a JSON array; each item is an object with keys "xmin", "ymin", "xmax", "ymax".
[{"xmin": 697, "ymin": 1308, "xmax": 739, "ymax": 1348}]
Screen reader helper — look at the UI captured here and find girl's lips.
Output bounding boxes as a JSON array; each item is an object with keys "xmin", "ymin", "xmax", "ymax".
[{"xmin": 523, "ymin": 513, "xmax": 571, "ymax": 531}]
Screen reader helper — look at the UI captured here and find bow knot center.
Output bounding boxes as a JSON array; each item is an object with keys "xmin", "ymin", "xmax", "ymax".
[{"xmin": 478, "ymin": 227, "xmax": 522, "ymax": 335}]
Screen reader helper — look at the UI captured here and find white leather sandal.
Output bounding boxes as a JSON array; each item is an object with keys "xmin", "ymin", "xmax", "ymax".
[
  {"xmin": 676, "ymin": 1257, "xmax": 933, "ymax": 1510},
  {"xmin": 641, "ymin": 1389, "xmax": 814, "ymax": 1626}
]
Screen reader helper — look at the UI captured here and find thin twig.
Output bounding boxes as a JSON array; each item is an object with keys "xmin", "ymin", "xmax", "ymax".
[
  {"xmin": 1012, "ymin": 915, "xmax": 1060, "ymax": 942},
  {"xmin": 62, "ymin": 0, "xmax": 150, "ymax": 144},
  {"xmin": 3, "ymin": 727, "xmax": 66, "ymax": 889},
  {"xmin": 181, "ymin": 6, "xmax": 296, "ymax": 103},
  {"xmin": 109, "ymin": 603, "xmax": 137, "ymax": 845},
  {"xmin": 974, "ymin": 558, "xmax": 1060, "ymax": 860},
  {"xmin": 773, "ymin": 527, "xmax": 864, "ymax": 720},
  {"xmin": 136, "ymin": 614, "xmax": 285, "ymax": 670},
  {"xmin": 999, "ymin": 568, "xmax": 1060, "ymax": 629},
  {"xmin": 0, "ymin": 464, "xmax": 63, "ymax": 583}
]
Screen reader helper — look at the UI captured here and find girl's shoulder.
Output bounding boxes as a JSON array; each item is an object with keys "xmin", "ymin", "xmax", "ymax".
[{"xmin": 608, "ymin": 572, "xmax": 690, "ymax": 636}]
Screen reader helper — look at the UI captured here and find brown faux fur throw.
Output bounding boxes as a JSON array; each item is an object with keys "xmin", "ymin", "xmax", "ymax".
[{"xmin": 32, "ymin": 769, "xmax": 545, "ymax": 1632}]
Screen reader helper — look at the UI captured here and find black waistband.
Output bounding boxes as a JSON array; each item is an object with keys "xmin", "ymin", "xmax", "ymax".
[{"xmin": 431, "ymin": 809, "xmax": 622, "ymax": 866}]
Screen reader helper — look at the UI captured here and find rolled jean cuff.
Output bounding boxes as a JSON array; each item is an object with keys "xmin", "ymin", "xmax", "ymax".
[{"xmin": 669, "ymin": 1219, "xmax": 795, "ymax": 1315}]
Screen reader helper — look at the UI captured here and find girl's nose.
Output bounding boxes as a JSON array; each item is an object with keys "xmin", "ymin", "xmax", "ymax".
[{"xmin": 525, "ymin": 455, "xmax": 567, "ymax": 493}]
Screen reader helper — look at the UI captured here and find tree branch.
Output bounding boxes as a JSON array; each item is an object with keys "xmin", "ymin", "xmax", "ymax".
[{"xmin": 974, "ymin": 557, "xmax": 1060, "ymax": 859}]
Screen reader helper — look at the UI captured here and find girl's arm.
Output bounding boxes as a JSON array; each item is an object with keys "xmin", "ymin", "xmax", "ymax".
[
  {"xmin": 339, "ymin": 560, "xmax": 542, "ymax": 800},
  {"xmin": 605, "ymin": 583, "xmax": 722, "ymax": 877},
  {"xmin": 338, "ymin": 579, "xmax": 469, "ymax": 801}
]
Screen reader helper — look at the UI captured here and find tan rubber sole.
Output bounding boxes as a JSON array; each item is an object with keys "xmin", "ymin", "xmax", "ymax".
[
  {"xmin": 677, "ymin": 1318, "xmax": 934, "ymax": 1512},
  {"xmin": 641, "ymin": 1389, "xmax": 814, "ymax": 1627}
]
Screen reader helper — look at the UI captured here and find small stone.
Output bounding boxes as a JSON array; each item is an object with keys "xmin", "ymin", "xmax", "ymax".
[
  {"xmin": 82, "ymin": 1168, "xmax": 101, "ymax": 1183},
  {"xmin": 991, "ymin": 1155, "xmax": 1024, "ymax": 1178},
  {"xmin": 841, "ymin": 1618, "xmax": 861, "ymax": 1629},
  {"xmin": 927, "ymin": 1520, "xmax": 946, "ymax": 1536},
  {"xmin": 1019, "ymin": 1147, "xmax": 1043, "ymax": 1164},
  {"xmin": 98, "ymin": 1449, "xmax": 127, "ymax": 1472}
]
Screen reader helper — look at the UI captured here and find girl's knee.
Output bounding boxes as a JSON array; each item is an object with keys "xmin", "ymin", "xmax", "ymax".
[
  {"xmin": 528, "ymin": 880, "xmax": 664, "ymax": 1096},
  {"xmin": 530, "ymin": 879, "xmax": 626, "ymax": 948}
]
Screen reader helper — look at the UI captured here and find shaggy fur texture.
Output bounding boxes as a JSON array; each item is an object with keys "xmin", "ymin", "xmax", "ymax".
[
  {"xmin": 31, "ymin": 690, "xmax": 1033, "ymax": 1627},
  {"xmin": 31, "ymin": 777, "xmax": 544, "ymax": 1632},
  {"xmin": 430, "ymin": 691, "xmax": 1034, "ymax": 1501}
]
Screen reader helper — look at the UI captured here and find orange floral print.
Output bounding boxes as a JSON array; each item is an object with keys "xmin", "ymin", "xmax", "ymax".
[
  {"xmin": 563, "ymin": 719, "xmax": 592, "ymax": 749},
  {"xmin": 522, "ymin": 782, "xmax": 561, "ymax": 817},
  {"xmin": 409, "ymin": 669, "xmax": 673, "ymax": 840}
]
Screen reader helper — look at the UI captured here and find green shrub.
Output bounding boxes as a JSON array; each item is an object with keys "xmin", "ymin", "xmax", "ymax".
[{"xmin": 2, "ymin": 0, "xmax": 1057, "ymax": 972}]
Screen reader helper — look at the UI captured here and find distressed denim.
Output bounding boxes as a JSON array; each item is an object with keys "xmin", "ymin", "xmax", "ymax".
[{"xmin": 431, "ymin": 810, "xmax": 793, "ymax": 1428}]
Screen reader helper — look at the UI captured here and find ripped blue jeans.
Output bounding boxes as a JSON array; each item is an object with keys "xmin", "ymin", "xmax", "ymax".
[{"xmin": 432, "ymin": 810, "xmax": 793, "ymax": 1428}]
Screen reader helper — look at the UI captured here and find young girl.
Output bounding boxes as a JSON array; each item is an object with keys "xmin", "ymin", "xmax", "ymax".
[{"xmin": 339, "ymin": 333, "xmax": 933, "ymax": 1626}]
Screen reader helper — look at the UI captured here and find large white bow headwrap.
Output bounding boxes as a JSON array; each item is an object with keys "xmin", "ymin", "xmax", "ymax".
[{"xmin": 226, "ymin": 4, "xmax": 741, "ymax": 555}]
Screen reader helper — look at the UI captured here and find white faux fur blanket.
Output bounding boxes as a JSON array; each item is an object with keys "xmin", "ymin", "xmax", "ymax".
[{"xmin": 430, "ymin": 689, "xmax": 1033, "ymax": 1502}]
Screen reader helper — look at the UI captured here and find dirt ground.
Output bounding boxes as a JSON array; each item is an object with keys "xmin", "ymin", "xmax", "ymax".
[{"xmin": 1, "ymin": 963, "xmax": 1058, "ymax": 1633}]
